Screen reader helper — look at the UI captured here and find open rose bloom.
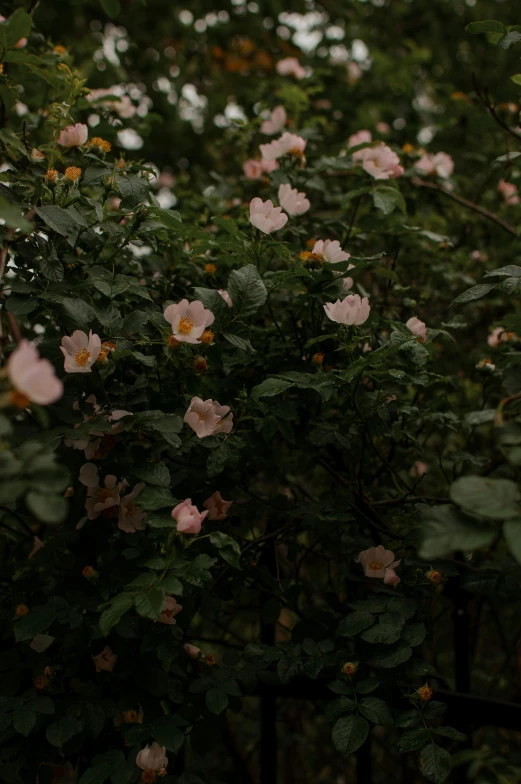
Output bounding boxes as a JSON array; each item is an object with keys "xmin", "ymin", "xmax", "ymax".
[
  {"xmin": 58, "ymin": 122, "xmax": 88, "ymax": 147},
  {"xmin": 312, "ymin": 239, "xmax": 350, "ymax": 264},
  {"xmin": 498, "ymin": 179, "xmax": 520, "ymax": 205},
  {"xmin": 352, "ymin": 143, "xmax": 404, "ymax": 179},
  {"xmin": 92, "ymin": 645, "xmax": 117, "ymax": 672},
  {"xmin": 203, "ymin": 490, "xmax": 233, "ymax": 520},
  {"xmin": 415, "ymin": 151, "xmax": 454, "ymax": 178},
  {"xmin": 171, "ymin": 498, "xmax": 208, "ymax": 534},
  {"xmin": 163, "ymin": 299, "xmax": 215, "ymax": 344},
  {"xmin": 324, "ymin": 294, "xmax": 370, "ymax": 326},
  {"xmin": 278, "ymin": 184, "xmax": 310, "ymax": 216},
  {"xmin": 6, "ymin": 340, "xmax": 63, "ymax": 407},
  {"xmin": 249, "ymin": 197, "xmax": 288, "ymax": 233},
  {"xmin": 136, "ymin": 742, "xmax": 168, "ymax": 771},
  {"xmin": 184, "ymin": 396, "xmax": 233, "ymax": 438},
  {"xmin": 260, "ymin": 132, "xmax": 307, "ymax": 162},
  {"xmin": 118, "ymin": 483, "xmax": 146, "ymax": 533},
  {"xmin": 242, "ymin": 158, "xmax": 279, "ymax": 180},
  {"xmin": 276, "ymin": 57, "xmax": 306, "ymax": 80},
  {"xmin": 60, "ymin": 330, "xmax": 101, "ymax": 373},
  {"xmin": 260, "ymin": 105, "xmax": 287, "ymax": 135},
  {"xmin": 79, "ymin": 463, "xmax": 123, "ymax": 520},
  {"xmin": 159, "ymin": 596, "xmax": 183, "ymax": 625},
  {"xmin": 359, "ymin": 545, "xmax": 401, "ymax": 583}
]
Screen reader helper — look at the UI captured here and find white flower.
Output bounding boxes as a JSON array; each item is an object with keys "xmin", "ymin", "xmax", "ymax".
[
  {"xmin": 324, "ymin": 294, "xmax": 370, "ymax": 326},
  {"xmin": 184, "ymin": 397, "xmax": 233, "ymax": 438},
  {"xmin": 249, "ymin": 198, "xmax": 288, "ymax": 233},
  {"xmin": 260, "ymin": 106, "xmax": 287, "ymax": 135},
  {"xmin": 60, "ymin": 331, "xmax": 101, "ymax": 373},
  {"xmin": 278, "ymin": 184, "xmax": 310, "ymax": 216},
  {"xmin": 163, "ymin": 299, "xmax": 215, "ymax": 344},
  {"xmin": 352, "ymin": 143, "xmax": 404, "ymax": 180},
  {"xmin": 260, "ymin": 132, "xmax": 307, "ymax": 162},
  {"xmin": 312, "ymin": 239, "xmax": 351, "ymax": 264},
  {"xmin": 136, "ymin": 742, "xmax": 168, "ymax": 771}
]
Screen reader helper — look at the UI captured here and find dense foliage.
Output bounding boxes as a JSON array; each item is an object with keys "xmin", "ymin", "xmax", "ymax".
[{"xmin": 1, "ymin": 1, "xmax": 521, "ymax": 783}]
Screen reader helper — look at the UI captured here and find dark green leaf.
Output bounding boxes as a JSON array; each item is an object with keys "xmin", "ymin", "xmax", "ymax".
[
  {"xmin": 227, "ymin": 264, "xmax": 267, "ymax": 318},
  {"xmin": 450, "ymin": 476, "xmax": 520, "ymax": 520},
  {"xmin": 336, "ymin": 611, "xmax": 374, "ymax": 637},
  {"xmin": 46, "ymin": 717, "xmax": 83, "ymax": 746},
  {"xmin": 332, "ymin": 715, "xmax": 369, "ymax": 756},
  {"xmin": 205, "ymin": 687, "xmax": 228, "ymax": 715},
  {"xmin": 397, "ymin": 728, "xmax": 430, "ymax": 752},
  {"xmin": 359, "ymin": 697, "xmax": 393, "ymax": 725},
  {"xmin": 420, "ymin": 744, "xmax": 451, "ymax": 783}
]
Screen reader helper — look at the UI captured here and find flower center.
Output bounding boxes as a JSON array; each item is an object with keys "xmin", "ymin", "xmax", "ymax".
[
  {"xmin": 368, "ymin": 559, "xmax": 383, "ymax": 570},
  {"xmin": 197, "ymin": 412, "xmax": 206, "ymax": 421},
  {"xmin": 9, "ymin": 390, "xmax": 30, "ymax": 409},
  {"xmin": 75, "ymin": 348, "xmax": 91, "ymax": 366},
  {"xmin": 178, "ymin": 316, "xmax": 194, "ymax": 334},
  {"xmin": 290, "ymin": 147, "xmax": 303, "ymax": 156}
]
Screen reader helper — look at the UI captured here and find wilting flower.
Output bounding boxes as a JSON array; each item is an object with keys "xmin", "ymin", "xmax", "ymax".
[
  {"xmin": 218, "ymin": 290, "xmax": 233, "ymax": 307},
  {"xmin": 136, "ymin": 742, "xmax": 168, "ymax": 771},
  {"xmin": 278, "ymin": 183, "xmax": 310, "ymax": 216},
  {"xmin": 79, "ymin": 463, "xmax": 123, "ymax": 520},
  {"xmin": 406, "ymin": 316, "xmax": 427, "ymax": 342},
  {"xmin": 312, "ymin": 239, "xmax": 350, "ymax": 264},
  {"xmin": 171, "ymin": 499, "xmax": 208, "ymax": 534},
  {"xmin": 498, "ymin": 179, "xmax": 520, "ymax": 205},
  {"xmin": 352, "ymin": 143, "xmax": 404, "ymax": 179},
  {"xmin": 359, "ymin": 545, "xmax": 400, "ymax": 580},
  {"xmin": 348, "ymin": 130, "xmax": 372, "ymax": 148},
  {"xmin": 261, "ymin": 105, "xmax": 287, "ymax": 135},
  {"xmin": 60, "ymin": 331, "xmax": 101, "ymax": 373},
  {"xmin": 410, "ymin": 461, "xmax": 428, "ymax": 478},
  {"xmin": 415, "ymin": 152, "xmax": 454, "ymax": 178},
  {"xmin": 163, "ymin": 299, "xmax": 215, "ymax": 344},
  {"xmin": 260, "ymin": 132, "xmax": 307, "ymax": 162},
  {"xmin": 488, "ymin": 326, "xmax": 516, "ymax": 347},
  {"xmin": 249, "ymin": 197, "xmax": 288, "ymax": 233},
  {"xmin": 6, "ymin": 341, "xmax": 63, "ymax": 407},
  {"xmin": 242, "ymin": 158, "xmax": 279, "ymax": 179},
  {"xmin": 324, "ymin": 295, "xmax": 370, "ymax": 326},
  {"xmin": 28, "ymin": 536, "xmax": 44, "ymax": 560},
  {"xmin": 203, "ymin": 491, "xmax": 233, "ymax": 520},
  {"xmin": 58, "ymin": 123, "xmax": 88, "ymax": 147},
  {"xmin": 159, "ymin": 596, "xmax": 183, "ymax": 625},
  {"xmin": 276, "ymin": 57, "xmax": 306, "ymax": 79},
  {"xmin": 184, "ymin": 396, "xmax": 233, "ymax": 438},
  {"xmin": 92, "ymin": 645, "xmax": 117, "ymax": 672},
  {"xmin": 118, "ymin": 484, "xmax": 146, "ymax": 533},
  {"xmin": 184, "ymin": 643, "xmax": 202, "ymax": 659}
]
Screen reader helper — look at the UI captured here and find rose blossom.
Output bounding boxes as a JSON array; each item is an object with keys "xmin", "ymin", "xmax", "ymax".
[
  {"xmin": 410, "ymin": 461, "xmax": 428, "ymax": 478},
  {"xmin": 58, "ymin": 123, "xmax": 88, "ymax": 147},
  {"xmin": 159, "ymin": 596, "xmax": 183, "ymax": 625},
  {"xmin": 92, "ymin": 645, "xmax": 117, "ymax": 672},
  {"xmin": 171, "ymin": 499, "xmax": 208, "ymax": 534},
  {"xmin": 324, "ymin": 294, "xmax": 370, "ymax": 326},
  {"xmin": 498, "ymin": 179, "xmax": 520, "ymax": 205},
  {"xmin": 79, "ymin": 463, "xmax": 123, "ymax": 520},
  {"xmin": 352, "ymin": 143, "xmax": 404, "ymax": 179},
  {"xmin": 242, "ymin": 158, "xmax": 279, "ymax": 180},
  {"xmin": 249, "ymin": 197, "xmax": 288, "ymax": 233},
  {"xmin": 260, "ymin": 132, "xmax": 307, "ymax": 162},
  {"xmin": 406, "ymin": 316, "xmax": 427, "ymax": 342},
  {"xmin": 359, "ymin": 545, "xmax": 400, "ymax": 580},
  {"xmin": 218, "ymin": 290, "xmax": 233, "ymax": 307},
  {"xmin": 261, "ymin": 105, "xmax": 287, "ymax": 135},
  {"xmin": 118, "ymin": 484, "xmax": 146, "ymax": 533},
  {"xmin": 184, "ymin": 643, "xmax": 202, "ymax": 659},
  {"xmin": 6, "ymin": 340, "xmax": 63, "ymax": 407},
  {"xmin": 415, "ymin": 152, "xmax": 454, "ymax": 178},
  {"xmin": 203, "ymin": 491, "xmax": 233, "ymax": 521},
  {"xmin": 276, "ymin": 57, "xmax": 306, "ymax": 80},
  {"xmin": 278, "ymin": 183, "xmax": 310, "ymax": 216},
  {"xmin": 383, "ymin": 568, "xmax": 401, "ymax": 587},
  {"xmin": 348, "ymin": 130, "xmax": 372, "ymax": 148},
  {"xmin": 136, "ymin": 742, "xmax": 168, "ymax": 771},
  {"xmin": 184, "ymin": 396, "xmax": 233, "ymax": 438},
  {"xmin": 163, "ymin": 299, "xmax": 215, "ymax": 344},
  {"xmin": 312, "ymin": 239, "xmax": 351, "ymax": 264},
  {"xmin": 376, "ymin": 121, "xmax": 391, "ymax": 134},
  {"xmin": 60, "ymin": 330, "xmax": 101, "ymax": 373}
]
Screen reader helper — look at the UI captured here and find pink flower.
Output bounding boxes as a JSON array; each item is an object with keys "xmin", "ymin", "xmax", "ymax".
[
  {"xmin": 79, "ymin": 463, "xmax": 122, "ymax": 520},
  {"xmin": 28, "ymin": 536, "xmax": 44, "ymax": 560},
  {"xmin": 92, "ymin": 645, "xmax": 117, "ymax": 672},
  {"xmin": 0, "ymin": 15, "xmax": 27, "ymax": 48},
  {"xmin": 406, "ymin": 316, "xmax": 427, "ymax": 342},
  {"xmin": 159, "ymin": 596, "xmax": 183, "ymax": 625},
  {"xmin": 260, "ymin": 132, "xmax": 307, "ymax": 162},
  {"xmin": 218, "ymin": 289, "xmax": 233, "ymax": 307},
  {"xmin": 136, "ymin": 742, "xmax": 168, "ymax": 771},
  {"xmin": 376, "ymin": 122, "xmax": 391, "ymax": 134},
  {"xmin": 342, "ymin": 277, "xmax": 354, "ymax": 291},
  {"xmin": 276, "ymin": 57, "xmax": 306, "ymax": 80},
  {"xmin": 58, "ymin": 123, "xmax": 88, "ymax": 147},
  {"xmin": 60, "ymin": 330, "xmax": 101, "ymax": 373},
  {"xmin": 487, "ymin": 327, "xmax": 516, "ymax": 347},
  {"xmin": 171, "ymin": 498, "xmax": 208, "ymax": 534},
  {"xmin": 6, "ymin": 341, "xmax": 63, "ymax": 406},
  {"xmin": 163, "ymin": 299, "xmax": 215, "ymax": 344},
  {"xmin": 353, "ymin": 143, "xmax": 404, "ymax": 179},
  {"xmin": 184, "ymin": 643, "xmax": 202, "ymax": 659},
  {"xmin": 324, "ymin": 295, "xmax": 370, "ymax": 326},
  {"xmin": 261, "ymin": 105, "xmax": 287, "ymax": 135},
  {"xmin": 498, "ymin": 179, "xmax": 520, "ymax": 205},
  {"xmin": 203, "ymin": 491, "xmax": 233, "ymax": 521},
  {"xmin": 184, "ymin": 396, "xmax": 233, "ymax": 438},
  {"xmin": 348, "ymin": 130, "xmax": 372, "ymax": 148},
  {"xmin": 410, "ymin": 461, "xmax": 428, "ymax": 478},
  {"xmin": 359, "ymin": 545, "xmax": 400, "ymax": 579},
  {"xmin": 415, "ymin": 152, "xmax": 454, "ymax": 178},
  {"xmin": 278, "ymin": 183, "xmax": 310, "ymax": 216},
  {"xmin": 118, "ymin": 484, "xmax": 146, "ymax": 533},
  {"xmin": 249, "ymin": 197, "xmax": 288, "ymax": 233},
  {"xmin": 383, "ymin": 568, "xmax": 401, "ymax": 587},
  {"xmin": 312, "ymin": 239, "xmax": 351, "ymax": 264},
  {"xmin": 470, "ymin": 250, "xmax": 488, "ymax": 263},
  {"xmin": 347, "ymin": 61, "xmax": 362, "ymax": 82},
  {"xmin": 242, "ymin": 158, "xmax": 279, "ymax": 179}
]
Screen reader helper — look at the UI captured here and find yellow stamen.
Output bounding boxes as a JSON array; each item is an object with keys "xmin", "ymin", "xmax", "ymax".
[
  {"xmin": 64, "ymin": 166, "xmax": 82, "ymax": 182},
  {"xmin": 178, "ymin": 317, "xmax": 194, "ymax": 335},
  {"xmin": 368, "ymin": 560, "xmax": 383, "ymax": 571},
  {"xmin": 45, "ymin": 168, "xmax": 58, "ymax": 182},
  {"xmin": 74, "ymin": 348, "xmax": 90, "ymax": 366}
]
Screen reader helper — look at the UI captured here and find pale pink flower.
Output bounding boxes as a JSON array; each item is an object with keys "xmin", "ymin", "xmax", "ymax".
[
  {"xmin": 359, "ymin": 545, "xmax": 400, "ymax": 579},
  {"xmin": 6, "ymin": 340, "xmax": 63, "ymax": 406},
  {"xmin": 218, "ymin": 290, "xmax": 233, "ymax": 307},
  {"xmin": 163, "ymin": 299, "xmax": 215, "ymax": 344},
  {"xmin": 342, "ymin": 277, "xmax": 354, "ymax": 291},
  {"xmin": 0, "ymin": 15, "xmax": 27, "ymax": 48},
  {"xmin": 470, "ymin": 250, "xmax": 488, "ymax": 263},
  {"xmin": 498, "ymin": 179, "xmax": 520, "ymax": 205},
  {"xmin": 28, "ymin": 536, "xmax": 44, "ymax": 560},
  {"xmin": 260, "ymin": 132, "xmax": 307, "ymax": 162},
  {"xmin": 118, "ymin": 484, "xmax": 146, "ymax": 533},
  {"xmin": 312, "ymin": 239, "xmax": 351, "ymax": 264},
  {"xmin": 487, "ymin": 327, "xmax": 516, "ymax": 347},
  {"xmin": 184, "ymin": 396, "xmax": 233, "ymax": 438},
  {"xmin": 406, "ymin": 316, "xmax": 427, "ymax": 342},
  {"xmin": 242, "ymin": 158, "xmax": 279, "ymax": 179},
  {"xmin": 136, "ymin": 742, "xmax": 168, "ymax": 771},
  {"xmin": 376, "ymin": 122, "xmax": 391, "ymax": 134},
  {"xmin": 324, "ymin": 294, "xmax": 370, "ymax": 326},
  {"xmin": 276, "ymin": 57, "xmax": 306, "ymax": 80},
  {"xmin": 347, "ymin": 61, "xmax": 362, "ymax": 82},
  {"xmin": 383, "ymin": 568, "xmax": 401, "ymax": 587},
  {"xmin": 249, "ymin": 197, "xmax": 288, "ymax": 233},
  {"xmin": 353, "ymin": 143, "xmax": 404, "ymax": 179},
  {"xmin": 79, "ymin": 463, "xmax": 122, "ymax": 520},
  {"xmin": 410, "ymin": 461, "xmax": 428, "ymax": 478},
  {"xmin": 348, "ymin": 130, "xmax": 372, "ymax": 148},
  {"xmin": 29, "ymin": 634, "xmax": 55, "ymax": 653},
  {"xmin": 159, "ymin": 596, "xmax": 183, "ymax": 625},
  {"xmin": 261, "ymin": 105, "xmax": 287, "ymax": 135},
  {"xmin": 171, "ymin": 498, "xmax": 208, "ymax": 534},
  {"xmin": 203, "ymin": 490, "xmax": 233, "ymax": 521},
  {"xmin": 278, "ymin": 183, "xmax": 310, "ymax": 216},
  {"xmin": 415, "ymin": 152, "xmax": 454, "ymax": 178},
  {"xmin": 184, "ymin": 643, "xmax": 202, "ymax": 659},
  {"xmin": 60, "ymin": 330, "xmax": 101, "ymax": 373},
  {"xmin": 92, "ymin": 645, "xmax": 117, "ymax": 672},
  {"xmin": 58, "ymin": 123, "xmax": 88, "ymax": 147}
]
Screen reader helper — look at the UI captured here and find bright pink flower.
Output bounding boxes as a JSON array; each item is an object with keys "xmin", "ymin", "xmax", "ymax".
[
  {"xmin": 184, "ymin": 396, "xmax": 233, "ymax": 438},
  {"xmin": 276, "ymin": 57, "xmax": 306, "ymax": 80},
  {"xmin": 324, "ymin": 294, "xmax": 370, "ymax": 326},
  {"xmin": 218, "ymin": 289, "xmax": 233, "ymax": 307},
  {"xmin": 92, "ymin": 645, "xmax": 117, "ymax": 672},
  {"xmin": 171, "ymin": 498, "xmax": 208, "ymax": 534},
  {"xmin": 184, "ymin": 643, "xmax": 202, "ymax": 659},
  {"xmin": 406, "ymin": 316, "xmax": 427, "ymax": 342},
  {"xmin": 28, "ymin": 536, "xmax": 44, "ymax": 560},
  {"xmin": 359, "ymin": 545, "xmax": 400, "ymax": 579},
  {"xmin": 203, "ymin": 490, "xmax": 233, "ymax": 521},
  {"xmin": 348, "ymin": 130, "xmax": 372, "ymax": 148},
  {"xmin": 163, "ymin": 299, "xmax": 215, "ymax": 344},
  {"xmin": 498, "ymin": 179, "xmax": 520, "ymax": 205},
  {"xmin": 6, "ymin": 340, "xmax": 63, "ymax": 406},
  {"xmin": 159, "ymin": 596, "xmax": 183, "ymax": 625},
  {"xmin": 136, "ymin": 742, "xmax": 168, "ymax": 771},
  {"xmin": 353, "ymin": 143, "xmax": 403, "ymax": 179},
  {"xmin": 278, "ymin": 183, "xmax": 310, "ymax": 216},
  {"xmin": 58, "ymin": 123, "xmax": 88, "ymax": 147},
  {"xmin": 118, "ymin": 484, "xmax": 146, "ymax": 533},
  {"xmin": 261, "ymin": 105, "xmax": 287, "ymax": 135},
  {"xmin": 415, "ymin": 152, "xmax": 454, "ymax": 178},
  {"xmin": 60, "ymin": 330, "xmax": 101, "ymax": 373},
  {"xmin": 249, "ymin": 197, "xmax": 288, "ymax": 233},
  {"xmin": 260, "ymin": 132, "xmax": 307, "ymax": 162},
  {"xmin": 312, "ymin": 239, "xmax": 351, "ymax": 264},
  {"xmin": 410, "ymin": 461, "xmax": 428, "ymax": 478}
]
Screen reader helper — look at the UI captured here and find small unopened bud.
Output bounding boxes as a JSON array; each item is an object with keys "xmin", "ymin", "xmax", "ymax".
[
  {"xmin": 204, "ymin": 263, "xmax": 217, "ymax": 274},
  {"xmin": 416, "ymin": 684, "xmax": 433, "ymax": 702},
  {"xmin": 341, "ymin": 661, "xmax": 358, "ymax": 676},
  {"xmin": 64, "ymin": 166, "xmax": 82, "ymax": 182},
  {"xmin": 194, "ymin": 356, "xmax": 208, "ymax": 372},
  {"xmin": 34, "ymin": 675, "xmax": 48, "ymax": 691},
  {"xmin": 204, "ymin": 654, "xmax": 216, "ymax": 667},
  {"xmin": 15, "ymin": 603, "xmax": 29, "ymax": 617},
  {"xmin": 82, "ymin": 565, "xmax": 96, "ymax": 578},
  {"xmin": 312, "ymin": 352, "xmax": 324, "ymax": 365},
  {"xmin": 426, "ymin": 569, "xmax": 442, "ymax": 585},
  {"xmin": 167, "ymin": 335, "xmax": 181, "ymax": 349},
  {"xmin": 45, "ymin": 168, "xmax": 58, "ymax": 182},
  {"xmin": 200, "ymin": 329, "xmax": 215, "ymax": 345}
]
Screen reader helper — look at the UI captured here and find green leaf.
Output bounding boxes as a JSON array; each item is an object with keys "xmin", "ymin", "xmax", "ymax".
[
  {"xmin": 35, "ymin": 206, "xmax": 81, "ymax": 246},
  {"xmin": 133, "ymin": 462, "xmax": 170, "ymax": 487},
  {"xmin": 336, "ymin": 611, "xmax": 374, "ymax": 637},
  {"xmin": 2, "ymin": 9, "xmax": 32, "ymax": 49},
  {"xmin": 150, "ymin": 207, "xmax": 182, "ymax": 228},
  {"xmin": 210, "ymin": 532, "xmax": 241, "ymax": 569},
  {"xmin": 99, "ymin": 593, "xmax": 134, "ymax": 636},
  {"xmin": 372, "ymin": 186, "xmax": 406, "ymax": 215},
  {"xmin": 138, "ymin": 486, "xmax": 176, "ymax": 511},
  {"xmin": 397, "ymin": 727, "xmax": 430, "ymax": 752},
  {"xmin": 465, "ymin": 20, "xmax": 507, "ymax": 35},
  {"xmin": 134, "ymin": 587, "xmax": 165, "ymax": 620},
  {"xmin": 452, "ymin": 283, "xmax": 496, "ymax": 305},
  {"xmin": 371, "ymin": 644, "xmax": 412, "ymax": 668},
  {"xmin": 419, "ymin": 504, "xmax": 495, "ymax": 559},
  {"xmin": 62, "ymin": 298, "xmax": 98, "ymax": 332},
  {"xmin": 223, "ymin": 332, "xmax": 255, "ymax": 353},
  {"xmin": 252, "ymin": 377, "xmax": 294, "ymax": 400},
  {"xmin": 14, "ymin": 606, "xmax": 56, "ymax": 642},
  {"xmin": 450, "ymin": 476, "xmax": 520, "ymax": 520},
  {"xmin": 46, "ymin": 717, "xmax": 83, "ymax": 746},
  {"xmin": 115, "ymin": 174, "xmax": 149, "ymax": 206},
  {"xmin": 503, "ymin": 520, "xmax": 521, "ymax": 565},
  {"xmin": 39, "ymin": 254, "xmax": 64, "ymax": 283},
  {"xmin": 0, "ymin": 196, "xmax": 33, "ymax": 232},
  {"xmin": 26, "ymin": 492, "xmax": 68, "ymax": 524},
  {"xmin": 227, "ymin": 264, "xmax": 267, "ymax": 318},
  {"xmin": 33, "ymin": 697, "xmax": 55, "ymax": 714},
  {"xmin": 359, "ymin": 623, "xmax": 400, "ymax": 645},
  {"xmin": 332, "ymin": 715, "xmax": 369, "ymax": 756},
  {"xmin": 359, "ymin": 697, "xmax": 393, "ymax": 725},
  {"xmin": 433, "ymin": 726, "xmax": 467, "ymax": 741},
  {"xmin": 100, "ymin": 0, "xmax": 121, "ymax": 18},
  {"xmin": 13, "ymin": 705, "xmax": 36, "ymax": 737},
  {"xmin": 205, "ymin": 687, "xmax": 228, "ymax": 715},
  {"xmin": 497, "ymin": 31, "xmax": 521, "ymax": 49},
  {"xmin": 420, "ymin": 744, "xmax": 451, "ymax": 783},
  {"xmin": 511, "ymin": 74, "xmax": 521, "ymax": 86},
  {"xmin": 78, "ymin": 753, "xmax": 125, "ymax": 784},
  {"xmin": 402, "ymin": 621, "xmax": 426, "ymax": 647},
  {"xmin": 152, "ymin": 715, "xmax": 185, "ymax": 753}
]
